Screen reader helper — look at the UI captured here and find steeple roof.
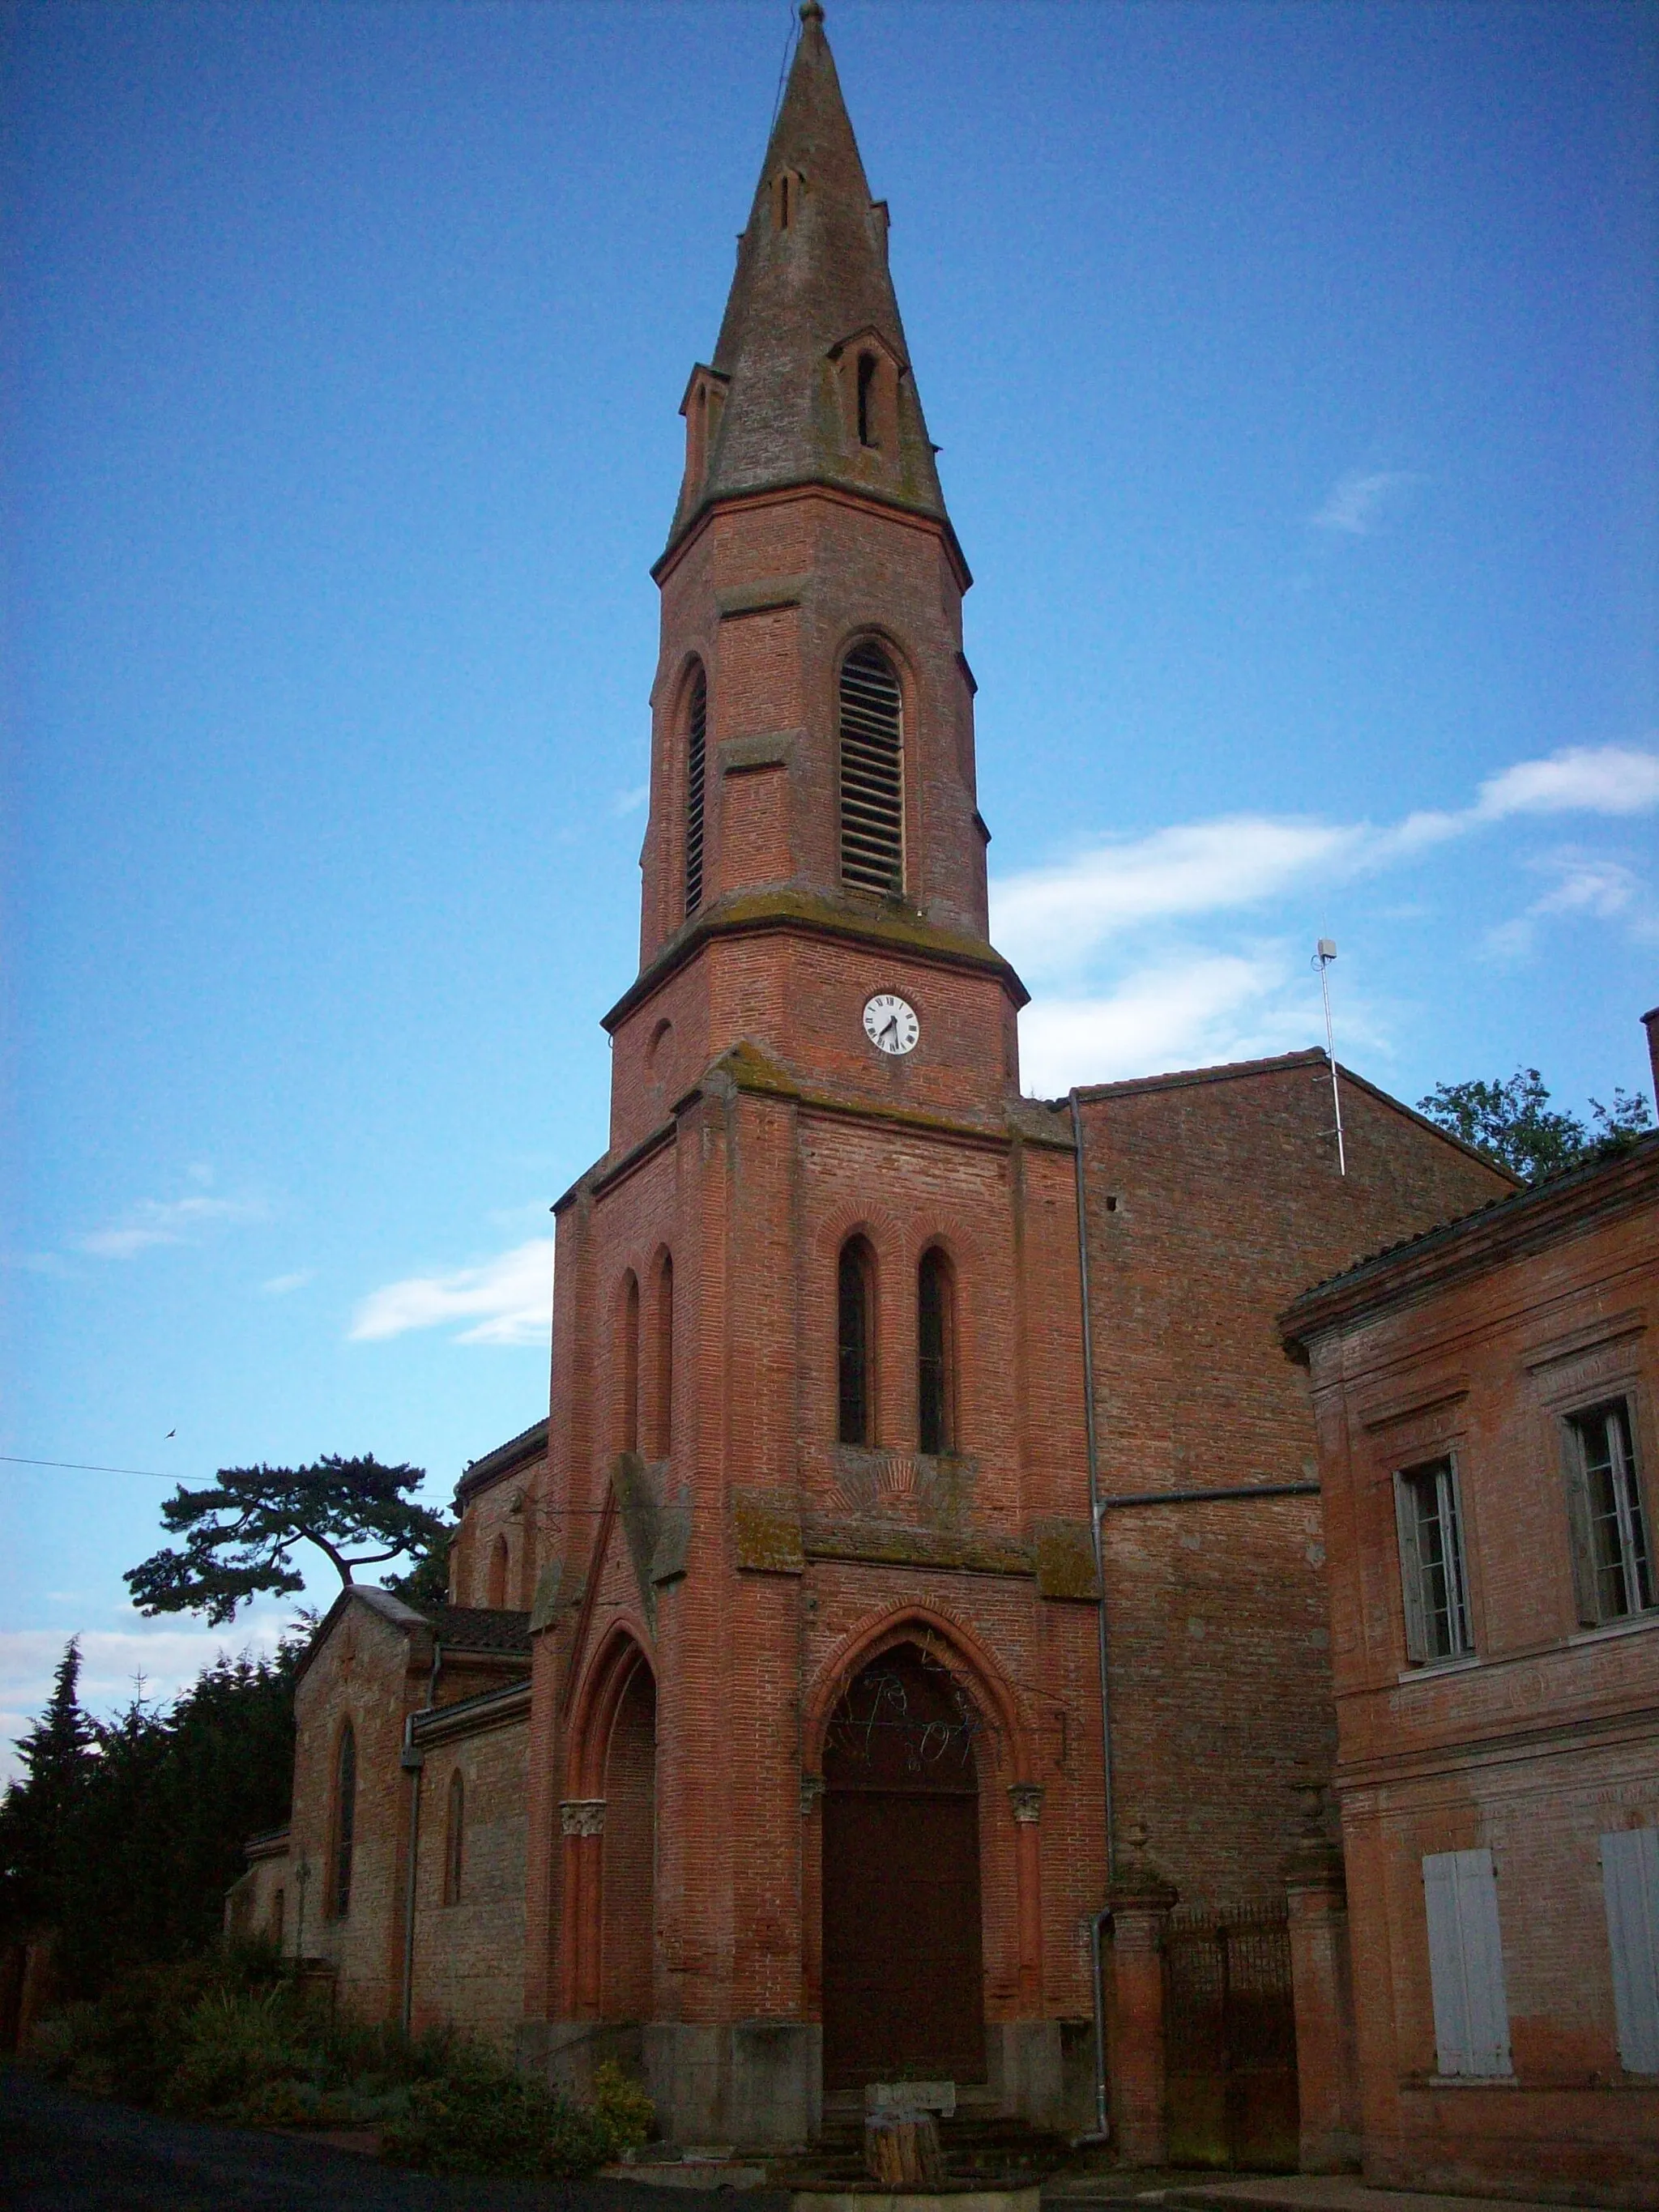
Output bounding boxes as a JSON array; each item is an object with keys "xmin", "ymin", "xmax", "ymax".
[{"xmin": 663, "ymin": 1, "xmax": 950, "ymax": 556}]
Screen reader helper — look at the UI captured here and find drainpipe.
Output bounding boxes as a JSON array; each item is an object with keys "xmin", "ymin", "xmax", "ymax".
[
  {"xmin": 1069, "ymin": 1089, "xmax": 1116, "ymax": 2143},
  {"xmin": 399, "ymin": 1637, "xmax": 442, "ymax": 2036}
]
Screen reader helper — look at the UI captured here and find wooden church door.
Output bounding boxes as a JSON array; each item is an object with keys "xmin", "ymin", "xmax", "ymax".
[{"xmin": 821, "ymin": 1643, "xmax": 986, "ymax": 2090}]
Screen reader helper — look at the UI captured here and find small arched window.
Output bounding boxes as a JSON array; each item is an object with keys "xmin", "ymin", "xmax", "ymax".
[
  {"xmin": 856, "ymin": 352, "xmax": 879, "ymax": 448},
  {"xmin": 684, "ymin": 665, "xmax": 707, "ymax": 918},
  {"xmin": 650, "ymin": 1253, "xmax": 675, "ymax": 1458},
  {"xmin": 838, "ymin": 1236, "xmax": 876, "ymax": 1447},
  {"xmin": 331, "ymin": 1722, "xmax": 356, "ymax": 1919},
  {"xmin": 621, "ymin": 1271, "xmax": 641, "ymax": 1453},
  {"xmin": 918, "ymin": 1247, "xmax": 956, "ymax": 1455},
  {"xmin": 486, "ymin": 1533, "xmax": 509, "ymax": 1609},
  {"xmin": 443, "ymin": 1769, "xmax": 465, "ymax": 1907},
  {"xmin": 838, "ymin": 645, "xmax": 903, "ymax": 896}
]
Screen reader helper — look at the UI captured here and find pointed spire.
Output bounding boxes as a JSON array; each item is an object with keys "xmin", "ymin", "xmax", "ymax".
[{"xmin": 663, "ymin": 2, "xmax": 949, "ymax": 555}]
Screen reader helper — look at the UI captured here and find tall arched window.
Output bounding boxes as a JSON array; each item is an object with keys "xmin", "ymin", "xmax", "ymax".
[
  {"xmin": 684, "ymin": 665, "xmax": 707, "ymax": 918},
  {"xmin": 838, "ymin": 645, "xmax": 903, "ymax": 895},
  {"xmin": 486, "ymin": 1533, "xmax": 509, "ymax": 1609},
  {"xmin": 856, "ymin": 352, "xmax": 878, "ymax": 447},
  {"xmin": 443, "ymin": 1769, "xmax": 465, "ymax": 1907},
  {"xmin": 918, "ymin": 1247, "xmax": 956, "ymax": 1455},
  {"xmin": 331, "ymin": 1722, "xmax": 356, "ymax": 1919},
  {"xmin": 621, "ymin": 1271, "xmax": 641, "ymax": 1453},
  {"xmin": 838, "ymin": 1237, "xmax": 875, "ymax": 1446},
  {"xmin": 650, "ymin": 1253, "xmax": 674, "ymax": 1458}
]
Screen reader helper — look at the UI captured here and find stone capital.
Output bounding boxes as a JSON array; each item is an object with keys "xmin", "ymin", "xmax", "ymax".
[
  {"xmin": 560, "ymin": 1797, "xmax": 607, "ymax": 1839},
  {"xmin": 1008, "ymin": 1782, "xmax": 1044, "ymax": 1825}
]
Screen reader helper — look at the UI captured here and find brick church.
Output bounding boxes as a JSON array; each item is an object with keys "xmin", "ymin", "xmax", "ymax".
[{"xmin": 233, "ymin": 3, "xmax": 1512, "ymax": 2161}]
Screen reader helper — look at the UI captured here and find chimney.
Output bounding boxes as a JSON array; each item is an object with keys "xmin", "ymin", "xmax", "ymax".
[{"xmin": 1644, "ymin": 1005, "xmax": 1659, "ymax": 1106}]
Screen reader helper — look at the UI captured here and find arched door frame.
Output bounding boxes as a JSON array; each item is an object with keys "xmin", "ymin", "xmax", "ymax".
[
  {"xmin": 800, "ymin": 1604, "xmax": 1043, "ymax": 2028},
  {"xmin": 561, "ymin": 1622, "xmax": 656, "ymax": 2018}
]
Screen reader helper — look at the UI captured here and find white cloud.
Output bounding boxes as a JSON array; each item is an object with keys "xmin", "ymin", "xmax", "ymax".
[
  {"xmin": 1310, "ymin": 468, "xmax": 1421, "ymax": 535},
  {"xmin": 76, "ymin": 1192, "xmax": 267, "ymax": 1259},
  {"xmin": 997, "ymin": 739, "xmax": 1658, "ymax": 1093},
  {"xmin": 1393, "ymin": 743, "xmax": 1659, "ymax": 852},
  {"xmin": 613, "ymin": 782, "xmax": 650, "ymax": 816},
  {"xmin": 261, "ymin": 1269, "xmax": 315, "ymax": 1296},
  {"xmin": 991, "ymin": 818, "xmax": 1360, "ymax": 982},
  {"xmin": 350, "ymin": 1238, "xmax": 555, "ymax": 1348},
  {"xmin": 1482, "ymin": 851, "xmax": 1653, "ymax": 964},
  {"xmin": 993, "ymin": 744, "xmax": 1659, "ymax": 982},
  {"xmin": 1017, "ymin": 951, "xmax": 1320, "ymax": 1094},
  {"xmin": 1475, "ymin": 744, "xmax": 1659, "ymax": 820}
]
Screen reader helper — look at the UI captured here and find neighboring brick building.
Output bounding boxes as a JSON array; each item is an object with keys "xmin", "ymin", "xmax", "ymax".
[
  {"xmin": 1282, "ymin": 1129, "xmax": 1659, "ymax": 2206},
  {"xmin": 246, "ymin": 0, "xmax": 1518, "ymax": 2164}
]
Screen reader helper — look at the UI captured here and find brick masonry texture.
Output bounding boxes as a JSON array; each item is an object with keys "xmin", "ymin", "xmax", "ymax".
[
  {"xmin": 1285, "ymin": 1139, "xmax": 1659, "ymax": 2203},
  {"xmin": 1078, "ymin": 1059, "xmax": 1508, "ymax": 1909}
]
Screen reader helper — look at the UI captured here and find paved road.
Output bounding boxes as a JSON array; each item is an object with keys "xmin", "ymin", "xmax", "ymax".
[{"xmin": 1, "ymin": 2069, "xmax": 789, "ymax": 2212}]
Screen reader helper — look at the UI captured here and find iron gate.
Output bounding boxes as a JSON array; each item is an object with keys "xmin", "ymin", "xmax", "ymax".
[{"xmin": 1163, "ymin": 1900, "xmax": 1299, "ymax": 2170}]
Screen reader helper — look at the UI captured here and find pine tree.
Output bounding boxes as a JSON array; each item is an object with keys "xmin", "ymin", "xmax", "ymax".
[{"xmin": 0, "ymin": 1639, "xmax": 96, "ymax": 1940}]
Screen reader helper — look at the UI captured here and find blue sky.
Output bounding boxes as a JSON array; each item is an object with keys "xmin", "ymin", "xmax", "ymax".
[{"xmin": 5, "ymin": 0, "xmax": 1657, "ymax": 1769}]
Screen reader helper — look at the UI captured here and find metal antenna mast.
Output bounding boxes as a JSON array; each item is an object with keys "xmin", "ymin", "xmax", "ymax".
[{"xmin": 1315, "ymin": 938, "xmax": 1346, "ymax": 1175}]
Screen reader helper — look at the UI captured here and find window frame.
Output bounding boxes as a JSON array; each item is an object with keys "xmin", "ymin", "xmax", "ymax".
[
  {"xmin": 837, "ymin": 641, "xmax": 906, "ymax": 898},
  {"xmin": 917, "ymin": 1243, "xmax": 957, "ymax": 1457},
  {"xmin": 1393, "ymin": 1453, "xmax": 1474, "ymax": 1666},
  {"xmin": 329, "ymin": 1720, "xmax": 357, "ymax": 1920},
  {"xmin": 683, "ymin": 663, "xmax": 708, "ymax": 919},
  {"xmin": 442, "ymin": 1768, "xmax": 466, "ymax": 1908},
  {"xmin": 620, "ymin": 1269, "xmax": 642, "ymax": 1455},
  {"xmin": 1563, "ymin": 1395, "xmax": 1654, "ymax": 1627},
  {"xmin": 837, "ymin": 1234, "xmax": 876, "ymax": 1447}
]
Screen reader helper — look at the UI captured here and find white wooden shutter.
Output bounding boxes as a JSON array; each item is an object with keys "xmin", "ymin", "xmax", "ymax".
[
  {"xmin": 1602, "ymin": 1828, "xmax": 1659, "ymax": 2075},
  {"xmin": 1394, "ymin": 1474, "xmax": 1429, "ymax": 1662},
  {"xmin": 1422, "ymin": 1848, "xmax": 1512, "ymax": 2077},
  {"xmin": 1562, "ymin": 1424, "xmax": 1600, "ymax": 1626}
]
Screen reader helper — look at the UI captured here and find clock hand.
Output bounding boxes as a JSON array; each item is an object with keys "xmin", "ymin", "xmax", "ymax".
[{"xmin": 879, "ymin": 1016, "xmax": 898, "ymax": 1045}]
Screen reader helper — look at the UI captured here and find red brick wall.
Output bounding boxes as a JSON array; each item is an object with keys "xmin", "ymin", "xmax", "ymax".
[
  {"xmin": 1299, "ymin": 1164, "xmax": 1659, "ymax": 2200},
  {"xmin": 1078, "ymin": 1058, "xmax": 1510, "ymax": 1908},
  {"xmin": 410, "ymin": 1720, "xmax": 530, "ymax": 2051},
  {"xmin": 638, "ymin": 491, "xmax": 987, "ymax": 974},
  {"xmin": 601, "ymin": 1660, "xmax": 656, "ymax": 2020},
  {"xmin": 289, "ymin": 1603, "xmax": 424, "ymax": 2014},
  {"xmin": 452, "ymin": 1451, "xmax": 546, "ymax": 1610}
]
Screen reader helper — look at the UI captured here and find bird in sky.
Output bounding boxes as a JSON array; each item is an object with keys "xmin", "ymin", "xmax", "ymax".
[{"xmin": 164, "ymin": 1429, "xmax": 175, "ymax": 1439}]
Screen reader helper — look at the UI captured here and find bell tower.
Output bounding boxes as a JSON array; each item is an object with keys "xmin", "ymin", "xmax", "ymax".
[
  {"xmin": 606, "ymin": 0, "xmax": 1026, "ymax": 1158},
  {"xmin": 526, "ymin": 2, "xmax": 1099, "ymax": 2150}
]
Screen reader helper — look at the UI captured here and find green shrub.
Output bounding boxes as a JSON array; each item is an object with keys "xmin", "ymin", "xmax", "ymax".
[
  {"xmin": 378, "ymin": 2047, "xmax": 612, "ymax": 2178},
  {"xmin": 592, "ymin": 2058, "xmax": 655, "ymax": 2159},
  {"xmin": 23, "ymin": 1943, "xmax": 654, "ymax": 2179}
]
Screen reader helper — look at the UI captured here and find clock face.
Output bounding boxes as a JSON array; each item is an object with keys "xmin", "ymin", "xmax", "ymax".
[{"xmin": 864, "ymin": 992, "xmax": 920, "ymax": 1057}]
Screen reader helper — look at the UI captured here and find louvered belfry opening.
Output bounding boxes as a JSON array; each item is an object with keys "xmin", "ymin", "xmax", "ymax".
[
  {"xmin": 684, "ymin": 664, "xmax": 707, "ymax": 917},
  {"xmin": 838, "ymin": 643, "xmax": 903, "ymax": 895}
]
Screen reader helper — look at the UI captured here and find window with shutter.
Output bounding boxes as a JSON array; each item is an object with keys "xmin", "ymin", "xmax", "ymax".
[
  {"xmin": 1422, "ymin": 1848, "xmax": 1512, "ymax": 2077},
  {"xmin": 838, "ymin": 645, "xmax": 903, "ymax": 895},
  {"xmin": 684, "ymin": 666, "xmax": 707, "ymax": 918},
  {"xmin": 1602, "ymin": 1827, "xmax": 1659, "ymax": 2075},
  {"xmin": 1567, "ymin": 1400, "xmax": 1653, "ymax": 1624},
  {"xmin": 1395, "ymin": 1457, "xmax": 1473, "ymax": 1662}
]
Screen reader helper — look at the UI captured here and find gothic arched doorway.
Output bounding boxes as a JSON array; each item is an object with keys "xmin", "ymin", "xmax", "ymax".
[
  {"xmin": 821, "ymin": 1641, "xmax": 986, "ymax": 2089},
  {"xmin": 600, "ymin": 1651, "xmax": 655, "ymax": 2019}
]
